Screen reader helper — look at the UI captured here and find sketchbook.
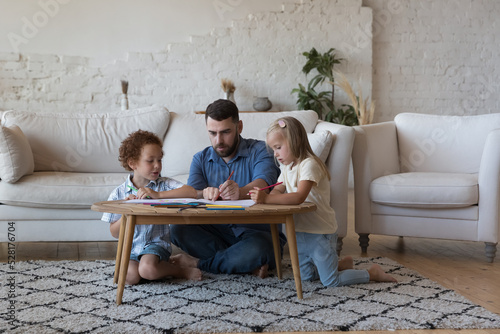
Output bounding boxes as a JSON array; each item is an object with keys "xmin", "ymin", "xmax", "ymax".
[{"xmin": 124, "ymin": 198, "xmax": 255, "ymax": 207}]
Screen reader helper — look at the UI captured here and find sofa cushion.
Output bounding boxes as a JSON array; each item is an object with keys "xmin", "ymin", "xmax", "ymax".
[
  {"xmin": 0, "ymin": 171, "xmax": 128, "ymax": 208},
  {"xmin": 370, "ymin": 172, "xmax": 478, "ymax": 208},
  {"xmin": 162, "ymin": 110, "xmax": 319, "ymax": 178},
  {"xmin": 0, "ymin": 124, "xmax": 35, "ymax": 183},
  {"xmin": 308, "ymin": 131, "xmax": 335, "ymax": 163},
  {"xmin": 395, "ymin": 113, "xmax": 500, "ymax": 173},
  {"xmin": 1, "ymin": 106, "xmax": 170, "ymax": 173}
]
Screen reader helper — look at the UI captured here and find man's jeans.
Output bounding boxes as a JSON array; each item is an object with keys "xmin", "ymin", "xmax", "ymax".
[{"xmin": 170, "ymin": 224, "xmax": 284, "ymax": 274}]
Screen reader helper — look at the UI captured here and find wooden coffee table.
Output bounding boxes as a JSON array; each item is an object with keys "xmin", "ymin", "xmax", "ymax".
[{"xmin": 91, "ymin": 201, "xmax": 316, "ymax": 305}]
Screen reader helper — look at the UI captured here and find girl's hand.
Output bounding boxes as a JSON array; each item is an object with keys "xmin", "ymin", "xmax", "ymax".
[
  {"xmin": 249, "ymin": 187, "xmax": 267, "ymax": 204},
  {"xmin": 138, "ymin": 188, "xmax": 158, "ymax": 199},
  {"xmin": 125, "ymin": 194, "xmax": 137, "ymax": 200}
]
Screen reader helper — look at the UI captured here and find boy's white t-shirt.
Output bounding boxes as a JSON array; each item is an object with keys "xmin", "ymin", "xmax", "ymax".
[{"xmin": 278, "ymin": 157, "xmax": 338, "ymax": 234}]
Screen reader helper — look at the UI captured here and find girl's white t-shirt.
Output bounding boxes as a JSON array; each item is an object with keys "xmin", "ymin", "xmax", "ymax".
[{"xmin": 278, "ymin": 157, "xmax": 337, "ymax": 234}]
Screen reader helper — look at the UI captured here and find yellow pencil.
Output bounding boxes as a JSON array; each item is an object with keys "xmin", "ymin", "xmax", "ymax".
[{"xmin": 205, "ymin": 204, "xmax": 243, "ymax": 208}]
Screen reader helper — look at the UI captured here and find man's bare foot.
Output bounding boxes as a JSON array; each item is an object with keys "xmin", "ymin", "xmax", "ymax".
[
  {"xmin": 251, "ymin": 264, "xmax": 269, "ymax": 278},
  {"xmin": 367, "ymin": 264, "xmax": 397, "ymax": 282},
  {"xmin": 183, "ymin": 267, "xmax": 203, "ymax": 281},
  {"xmin": 338, "ymin": 256, "xmax": 354, "ymax": 271},
  {"xmin": 170, "ymin": 253, "xmax": 199, "ymax": 268}
]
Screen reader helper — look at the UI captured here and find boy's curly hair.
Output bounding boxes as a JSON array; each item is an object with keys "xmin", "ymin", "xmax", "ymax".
[{"xmin": 118, "ymin": 130, "xmax": 163, "ymax": 171}]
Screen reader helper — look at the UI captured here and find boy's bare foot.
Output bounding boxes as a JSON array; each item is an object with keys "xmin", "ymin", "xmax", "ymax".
[
  {"xmin": 170, "ymin": 253, "xmax": 199, "ymax": 268},
  {"xmin": 367, "ymin": 264, "xmax": 397, "ymax": 282},
  {"xmin": 251, "ymin": 264, "xmax": 269, "ymax": 278},
  {"xmin": 338, "ymin": 256, "xmax": 354, "ymax": 271},
  {"xmin": 183, "ymin": 267, "xmax": 203, "ymax": 281}
]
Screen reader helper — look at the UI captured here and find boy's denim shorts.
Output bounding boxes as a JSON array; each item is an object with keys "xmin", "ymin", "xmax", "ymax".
[{"xmin": 130, "ymin": 243, "xmax": 171, "ymax": 263}]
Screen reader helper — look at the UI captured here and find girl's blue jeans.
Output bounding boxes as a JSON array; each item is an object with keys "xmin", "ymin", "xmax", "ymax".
[{"xmin": 297, "ymin": 232, "xmax": 369, "ymax": 287}]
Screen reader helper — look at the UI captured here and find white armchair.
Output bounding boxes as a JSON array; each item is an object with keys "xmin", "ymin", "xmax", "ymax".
[{"xmin": 352, "ymin": 113, "xmax": 500, "ymax": 262}]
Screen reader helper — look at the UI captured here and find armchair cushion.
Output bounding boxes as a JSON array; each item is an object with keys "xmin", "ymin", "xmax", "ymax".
[
  {"xmin": 0, "ymin": 124, "xmax": 34, "ymax": 183},
  {"xmin": 370, "ymin": 172, "xmax": 478, "ymax": 208}
]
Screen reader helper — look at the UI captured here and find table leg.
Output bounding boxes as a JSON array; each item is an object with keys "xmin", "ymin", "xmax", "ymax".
[
  {"xmin": 116, "ymin": 215, "xmax": 135, "ymax": 305},
  {"xmin": 113, "ymin": 215, "xmax": 127, "ymax": 284},
  {"xmin": 270, "ymin": 224, "xmax": 282, "ymax": 279},
  {"xmin": 285, "ymin": 215, "xmax": 303, "ymax": 299}
]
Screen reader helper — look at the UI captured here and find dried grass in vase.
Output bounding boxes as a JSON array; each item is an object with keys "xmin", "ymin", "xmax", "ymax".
[
  {"xmin": 221, "ymin": 78, "xmax": 236, "ymax": 94},
  {"xmin": 331, "ymin": 71, "xmax": 375, "ymax": 125}
]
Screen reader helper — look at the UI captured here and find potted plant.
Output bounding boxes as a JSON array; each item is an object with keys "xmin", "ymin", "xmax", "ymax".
[{"xmin": 291, "ymin": 47, "xmax": 373, "ymax": 126}]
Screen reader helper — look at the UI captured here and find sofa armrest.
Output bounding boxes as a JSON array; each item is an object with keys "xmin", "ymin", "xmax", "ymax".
[
  {"xmin": 478, "ymin": 128, "xmax": 500, "ymax": 242},
  {"xmin": 314, "ymin": 120, "xmax": 355, "ymax": 237},
  {"xmin": 352, "ymin": 121, "xmax": 400, "ymax": 233}
]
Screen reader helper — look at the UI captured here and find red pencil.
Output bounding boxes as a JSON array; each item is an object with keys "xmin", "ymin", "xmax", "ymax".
[
  {"xmin": 219, "ymin": 170, "xmax": 234, "ymax": 190},
  {"xmin": 257, "ymin": 181, "xmax": 283, "ymax": 191},
  {"xmin": 247, "ymin": 181, "xmax": 283, "ymax": 195}
]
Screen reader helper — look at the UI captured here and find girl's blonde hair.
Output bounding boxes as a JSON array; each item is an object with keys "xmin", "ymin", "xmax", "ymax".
[{"xmin": 267, "ymin": 116, "xmax": 330, "ymax": 180}]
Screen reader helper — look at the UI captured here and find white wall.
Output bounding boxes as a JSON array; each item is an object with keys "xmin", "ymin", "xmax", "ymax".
[
  {"xmin": 0, "ymin": 0, "xmax": 283, "ymax": 62},
  {"xmin": 365, "ymin": 0, "xmax": 500, "ymax": 121},
  {"xmin": 1, "ymin": 0, "xmax": 499, "ymax": 120},
  {"xmin": 0, "ymin": 0, "xmax": 372, "ymax": 114}
]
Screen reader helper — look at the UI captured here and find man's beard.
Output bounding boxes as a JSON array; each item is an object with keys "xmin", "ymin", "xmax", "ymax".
[{"xmin": 215, "ymin": 136, "xmax": 239, "ymax": 158}]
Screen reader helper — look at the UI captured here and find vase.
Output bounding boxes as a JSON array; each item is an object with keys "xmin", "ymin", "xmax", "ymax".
[
  {"xmin": 253, "ymin": 97, "xmax": 272, "ymax": 111},
  {"xmin": 225, "ymin": 91, "xmax": 236, "ymax": 106}
]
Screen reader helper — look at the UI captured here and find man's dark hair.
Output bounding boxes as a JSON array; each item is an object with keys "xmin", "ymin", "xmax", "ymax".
[{"xmin": 205, "ymin": 99, "xmax": 239, "ymax": 123}]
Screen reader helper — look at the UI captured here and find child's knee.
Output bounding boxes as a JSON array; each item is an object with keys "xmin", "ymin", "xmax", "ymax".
[
  {"xmin": 126, "ymin": 275, "xmax": 141, "ymax": 285},
  {"xmin": 125, "ymin": 260, "xmax": 141, "ymax": 285},
  {"xmin": 138, "ymin": 260, "xmax": 160, "ymax": 281},
  {"xmin": 126, "ymin": 269, "xmax": 141, "ymax": 285}
]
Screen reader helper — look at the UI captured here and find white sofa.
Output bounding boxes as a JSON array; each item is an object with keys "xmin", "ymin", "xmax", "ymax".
[
  {"xmin": 0, "ymin": 107, "xmax": 354, "ymax": 252},
  {"xmin": 352, "ymin": 113, "xmax": 500, "ymax": 262}
]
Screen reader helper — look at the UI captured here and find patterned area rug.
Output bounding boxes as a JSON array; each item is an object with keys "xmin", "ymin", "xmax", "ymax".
[{"xmin": 1, "ymin": 257, "xmax": 499, "ymax": 333}]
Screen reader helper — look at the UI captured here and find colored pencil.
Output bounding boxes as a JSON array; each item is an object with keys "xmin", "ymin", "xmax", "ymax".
[
  {"xmin": 127, "ymin": 185, "xmax": 151, "ymax": 199},
  {"xmin": 246, "ymin": 182, "xmax": 284, "ymax": 195},
  {"xmin": 257, "ymin": 182, "xmax": 283, "ymax": 191}
]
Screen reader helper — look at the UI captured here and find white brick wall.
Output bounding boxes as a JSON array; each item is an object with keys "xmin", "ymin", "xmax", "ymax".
[
  {"xmin": 3, "ymin": 0, "xmax": 497, "ymax": 122},
  {"xmin": 365, "ymin": 0, "xmax": 500, "ymax": 121},
  {"xmin": 0, "ymin": 0, "xmax": 372, "ymax": 115}
]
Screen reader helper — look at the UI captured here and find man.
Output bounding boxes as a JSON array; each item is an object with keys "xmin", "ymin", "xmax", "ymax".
[{"xmin": 170, "ymin": 99, "xmax": 285, "ymax": 278}]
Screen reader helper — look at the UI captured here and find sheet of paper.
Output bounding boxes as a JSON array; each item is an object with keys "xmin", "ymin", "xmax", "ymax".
[{"xmin": 124, "ymin": 198, "xmax": 255, "ymax": 207}]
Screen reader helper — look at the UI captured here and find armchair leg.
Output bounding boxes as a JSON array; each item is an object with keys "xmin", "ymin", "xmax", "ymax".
[
  {"xmin": 336, "ymin": 237, "xmax": 344, "ymax": 256},
  {"xmin": 485, "ymin": 242, "xmax": 497, "ymax": 263},
  {"xmin": 358, "ymin": 233, "xmax": 370, "ymax": 253}
]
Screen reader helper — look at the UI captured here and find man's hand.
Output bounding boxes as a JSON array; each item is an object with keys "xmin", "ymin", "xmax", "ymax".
[
  {"xmin": 219, "ymin": 180, "xmax": 240, "ymax": 201},
  {"xmin": 202, "ymin": 187, "xmax": 221, "ymax": 201}
]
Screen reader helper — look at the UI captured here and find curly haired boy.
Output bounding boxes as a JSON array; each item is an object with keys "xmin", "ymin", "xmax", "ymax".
[{"xmin": 101, "ymin": 130, "xmax": 202, "ymax": 284}]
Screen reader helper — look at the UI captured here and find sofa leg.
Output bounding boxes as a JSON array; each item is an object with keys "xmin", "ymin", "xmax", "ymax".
[
  {"xmin": 336, "ymin": 237, "xmax": 344, "ymax": 256},
  {"xmin": 485, "ymin": 242, "xmax": 497, "ymax": 263},
  {"xmin": 358, "ymin": 233, "xmax": 370, "ymax": 253}
]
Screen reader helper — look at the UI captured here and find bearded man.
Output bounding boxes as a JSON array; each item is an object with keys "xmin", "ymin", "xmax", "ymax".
[{"xmin": 170, "ymin": 99, "xmax": 284, "ymax": 278}]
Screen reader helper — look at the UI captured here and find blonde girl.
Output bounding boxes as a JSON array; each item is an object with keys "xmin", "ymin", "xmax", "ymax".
[{"xmin": 249, "ymin": 117, "xmax": 396, "ymax": 287}]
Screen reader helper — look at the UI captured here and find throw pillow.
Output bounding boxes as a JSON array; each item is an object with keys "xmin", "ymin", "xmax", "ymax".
[
  {"xmin": 0, "ymin": 124, "xmax": 34, "ymax": 183},
  {"xmin": 307, "ymin": 131, "xmax": 335, "ymax": 163}
]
